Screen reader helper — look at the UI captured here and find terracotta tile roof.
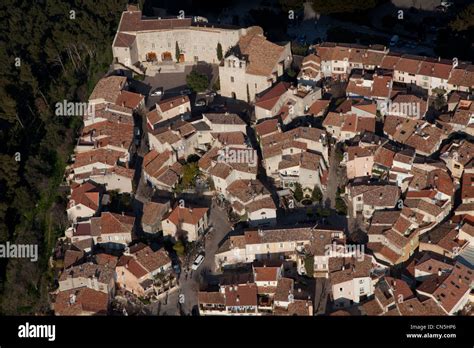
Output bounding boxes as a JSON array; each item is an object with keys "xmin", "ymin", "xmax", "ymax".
[
  {"xmin": 397, "ymin": 297, "xmax": 444, "ymax": 315},
  {"xmin": 323, "ymin": 112, "xmax": 344, "ymax": 128},
  {"xmin": 157, "ymin": 95, "xmax": 190, "ymax": 113},
  {"xmin": 380, "ymin": 53, "xmax": 401, "ymax": 70},
  {"xmin": 308, "ymin": 99, "xmax": 330, "ymax": 116},
  {"xmin": 113, "ymin": 32, "xmax": 136, "ymax": 48},
  {"xmin": 209, "ymin": 162, "xmax": 232, "ymax": 179},
  {"xmin": 147, "ymin": 109, "xmax": 162, "ymax": 126},
  {"xmin": 89, "ymin": 76, "xmax": 127, "ymax": 103},
  {"xmin": 394, "ymin": 55, "xmax": 424, "ymax": 74},
  {"xmin": 370, "ymin": 210, "xmax": 401, "ymax": 225},
  {"xmin": 255, "ymin": 119, "xmax": 279, "ymax": 137},
  {"xmin": 227, "ymin": 179, "xmax": 269, "ymax": 203},
  {"xmin": 238, "ymin": 31, "xmax": 287, "ymax": 77},
  {"xmin": 390, "ymin": 93, "xmax": 428, "ymax": 117},
  {"xmin": 97, "ymin": 212, "xmax": 134, "ymax": 235},
  {"xmin": 352, "ymin": 100, "xmax": 377, "ymax": 116},
  {"xmin": 224, "ymin": 283, "xmax": 258, "ymax": 307},
  {"xmin": 115, "ymin": 90, "xmax": 144, "ymax": 109},
  {"xmin": 329, "ymin": 256, "xmax": 373, "ymax": 285},
  {"xmin": 347, "ymin": 146, "xmax": 376, "ymax": 161},
  {"xmin": 274, "ymin": 299, "xmax": 312, "ymax": 315},
  {"xmin": 69, "ymin": 181, "xmax": 101, "ymax": 211},
  {"xmin": 368, "ymin": 242, "xmax": 400, "ymax": 264},
  {"xmin": 255, "ymin": 82, "xmax": 291, "ymax": 110},
  {"xmin": 362, "ymin": 49, "xmax": 386, "ymax": 67},
  {"xmin": 204, "ymin": 113, "xmax": 246, "ymax": 125},
  {"xmin": 420, "ymin": 262, "xmax": 472, "ymax": 314},
  {"xmin": 133, "ymin": 246, "xmax": 171, "ymax": 273},
  {"xmin": 374, "ymin": 146, "xmax": 396, "ymax": 168},
  {"xmin": 198, "ymin": 147, "xmax": 220, "ymax": 171},
  {"xmin": 246, "ymin": 196, "xmax": 276, "ymax": 213},
  {"xmin": 94, "ymin": 253, "xmax": 118, "ymax": 268},
  {"xmin": 274, "ymin": 277, "xmax": 294, "ymax": 302},
  {"xmin": 385, "ymin": 228, "xmax": 409, "ymax": 249},
  {"xmin": 82, "ymin": 120, "xmax": 134, "ymax": 150},
  {"xmin": 198, "ymin": 291, "xmax": 225, "ymax": 305},
  {"xmin": 54, "ymin": 288, "xmax": 108, "ymax": 315},
  {"xmin": 211, "ymin": 131, "xmax": 246, "ymax": 146},
  {"xmin": 63, "ymin": 250, "xmax": 85, "ymax": 269},
  {"xmin": 350, "ymin": 184, "xmax": 400, "ymax": 207},
  {"xmin": 418, "ymin": 59, "xmax": 452, "ymax": 79},
  {"xmin": 142, "ymin": 201, "xmax": 169, "ymax": 226},
  {"xmin": 59, "ymin": 262, "xmax": 115, "ymax": 283},
  {"xmin": 254, "ymin": 266, "xmax": 279, "ymax": 282},
  {"xmin": 119, "ymin": 10, "xmax": 192, "ymax": 32},
  {"xmin": 164, "ymin": 206, "xmax": 208, "ymax": 226},
  {"xmin": 362, "ymin": 298, "xmax": 383, "ymax": 315},
  {"xmin": 72, "ymin": 148, "xmax": 125, "ymax": 169},
  {"xmin": 143, "ymin": 150, "xmax": 173, "ymax": 177},
  {"xmin": 448, "ymin": 65, "xmax": 474, "ymax": 88}
]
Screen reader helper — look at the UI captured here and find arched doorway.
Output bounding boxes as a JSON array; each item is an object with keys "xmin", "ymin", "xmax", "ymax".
[
  {"xmin": 161, "ymin": 52, "xmax": 172, "ymax": 61},
  {"xmin": 231, "ymin": 92, "xmax": 236, "ymax": 99}
]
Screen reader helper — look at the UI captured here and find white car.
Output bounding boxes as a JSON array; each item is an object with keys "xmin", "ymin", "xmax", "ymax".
[
  {"xmin": 191, "ymin": 254, "xmax": 205, "ymax": 270},
  {"xmin": 150, "ymin": 88, "xmax": 163, "ymax": 97}
]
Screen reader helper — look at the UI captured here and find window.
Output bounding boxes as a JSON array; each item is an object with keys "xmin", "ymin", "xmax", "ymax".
[
  {"xmin": 359, "ymin": 279, "xmax": 364, "ymax": 284},
  {"xmin": 230, "ymin": 76, "xmax": 234, "ymax": 83}
]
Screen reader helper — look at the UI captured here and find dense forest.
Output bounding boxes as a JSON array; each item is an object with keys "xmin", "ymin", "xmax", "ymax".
[{"xmin": 0, "ymin": 0, "xmax": 127, "ymax": 314}]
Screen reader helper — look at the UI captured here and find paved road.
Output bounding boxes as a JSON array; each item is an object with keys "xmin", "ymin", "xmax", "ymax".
[{"xmin": 153, "ymin": 203, "xmax": 233, "ymax": 315}]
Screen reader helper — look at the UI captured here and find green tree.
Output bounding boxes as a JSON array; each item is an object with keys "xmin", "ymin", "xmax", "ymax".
[
  {"xmin": 450, "ymin": 4, "xmax": 474, "ymax": 31},
  {"xmin": 293, "ymin": 182, "xmax": 304, "ymax": 202},
  {"xmin": 186, "ymin": 70, "xmax": 209, "ymax": 92},
  {"xmin": 175, "ymin": 41, "xmax": 181, "ymax": 62},
  {"xmin": 173, "ymin": 240, "xmax": 185, "ymax": 257},
  {"xmin": 216, "ymin": 42, "xmax": 223, "ymax": 61},
  {"xmin": 311, "ymin": 186, "xmax": 323, "ymax": 203},
  {"xmin": 304, "ymin": 255, "xmax": 314, "ymax": 277}
]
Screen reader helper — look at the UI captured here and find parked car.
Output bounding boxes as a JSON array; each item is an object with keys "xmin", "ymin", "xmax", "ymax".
[
  {"xmin": 195, "ymin": 99, "xmax": 207, "ymax": 107},
  {"xmin": 150, "ymin": 87, "xmax": 163, "ymax": 97},
  {"xmin": 441, "ymin": 1, "xmax": 453, "ymax": 8},
  {"xmin": 191, "ymin": 253, "xmax": 205, "ymax": 270},
  {"xmin": 180, "ymin": 88, "xmax": 192, "ymax": 95}
]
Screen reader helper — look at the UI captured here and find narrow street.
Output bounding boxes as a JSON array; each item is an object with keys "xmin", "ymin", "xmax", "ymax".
[{"xmin": 150, "ymin": 204, "xmax": 233, "ymax": 315}]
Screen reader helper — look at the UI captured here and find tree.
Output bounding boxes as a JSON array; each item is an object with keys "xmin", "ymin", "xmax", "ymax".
[
  {"xmin": 432, "ymin": 90, "xmax": 447, "ymax": 111},
  {"xmin": 293, "ymin": 182, "xmax": 304, "ymax": 202},
  {"xmin": 186, "ymin": 70, "xmax": 209, "ymax": 92},
  {"xmin": 216, "ymin": 42, "xmax": 223, "ymax": 61},
  {"xmin": 312, "ymin": 0, "xmax": 378, "ymax": 15},
  {"xmin": 449, "ymin": 4, "xmax": 474, "ymax": 32},
  {"xmin": 311, "ymin": 186, "xmax": 323, "ymax": 203},
  {"xmin": 175, "ymin": 41, "xmax": 181, "ymax": 62},
  {"xmin": 335, "ymin": 197, "xmax": 347, "ymax": 215},
  {"xmin": 173, "ymin": 240, "xmax": 185, "ymax": 257},
  {"xmin": 304, "ymin": 255, "xmax": 314, "ymax": 277}
]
